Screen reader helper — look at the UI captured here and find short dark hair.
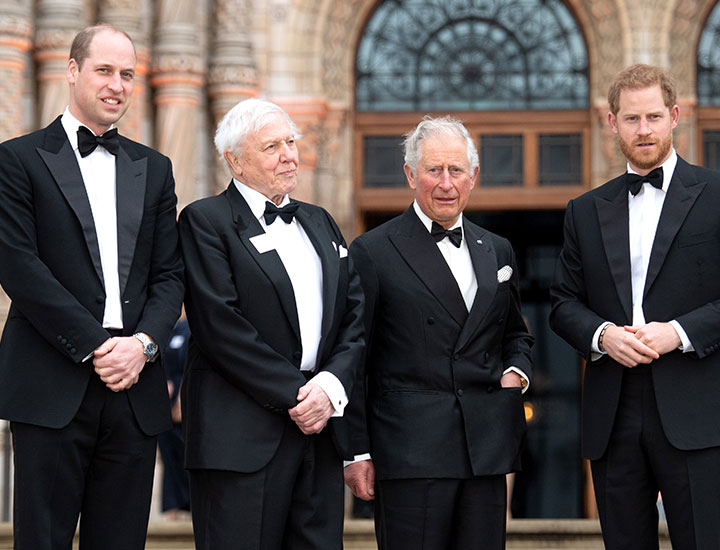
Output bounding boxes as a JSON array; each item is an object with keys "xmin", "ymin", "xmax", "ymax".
[
  {"xmin": 69, "ymin": 24, "xmax": 135, "ymax": 69},
  {"xmin": 608, "ymin": 64, "xmax": 677, "ymax": 115}
]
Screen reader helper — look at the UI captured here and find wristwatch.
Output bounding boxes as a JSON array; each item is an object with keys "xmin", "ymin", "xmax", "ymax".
[{"xmin": 133, "ymin": 332, "xmax": 158, "ymax": 362}]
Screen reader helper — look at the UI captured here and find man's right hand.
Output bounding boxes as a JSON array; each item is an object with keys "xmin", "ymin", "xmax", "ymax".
[
  {"xmin": 601, "ymin": 324, "xmax": 659, "ymax": 367},
  {"xmin": 344, "ymin": 459, "xmax": 375, "ymax": 501}
]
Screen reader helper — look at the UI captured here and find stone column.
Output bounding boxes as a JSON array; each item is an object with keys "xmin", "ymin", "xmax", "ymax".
[
  {"xmin": 208, "ymin": 0, "xmax": 259, "ymax": 194},
  {"xmin": 0, "ymin": 1, "xmax": 32, "ymax": 333},
  {"xmin": 275, "ymin": 98, "xmax": 327, "ymax": 204},
  {"xmin": 97, "ymin": 0, "xmax": 150, "ymax": 143},
  {"xmin": 151, "ymin": 0, "xmax": 204, "ymax": 209},
  {"xmin": 35, "ymin": 0, "xmax": 87, "ymax": 127}
]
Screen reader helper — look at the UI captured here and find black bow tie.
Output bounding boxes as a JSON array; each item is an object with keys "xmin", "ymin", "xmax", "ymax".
[
  {"xmin": 431, "ymin": 221, "xmax": 462, "ymax": 248},
  {"xmin": 263, "ymin": 201, "xmax": 299, "ymax": 224},
  {"xmin": 77, "ymin": 126, "xmax": 119, "ymax": 157},
  {"xmin": 626, "ymin": 167, "xmax": 663, "ymax": 196}
]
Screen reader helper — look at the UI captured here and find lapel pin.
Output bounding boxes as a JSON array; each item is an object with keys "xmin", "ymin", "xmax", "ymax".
[{"xmin": 476, "ymin": 239, "xmax": 482, "ymax": 244}]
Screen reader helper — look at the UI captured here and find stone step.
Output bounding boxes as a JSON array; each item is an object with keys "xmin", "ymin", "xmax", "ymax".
[{"xmin": 0, "ymin": 519, "xmax": 671, "ymax": 549}]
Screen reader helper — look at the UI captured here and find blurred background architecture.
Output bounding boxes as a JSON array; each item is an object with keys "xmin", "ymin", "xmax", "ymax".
[{"xmin": 1, "ymin": 0, "xmax": 720, "ymax": 525}]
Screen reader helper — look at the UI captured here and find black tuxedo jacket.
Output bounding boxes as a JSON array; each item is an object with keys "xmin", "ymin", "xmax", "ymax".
[
  {"xmin": 550, "ymin": 157, "xmax": 720, "ymax": 460},
  {"xmin": 345, "ymin": 207, "xmax": 533, "ymax": 479},
  {"xmin": 178, "ymin": 183, "xmax": 364, "ymax": 472},
  {"xmin": 0, "ymin": 116, "xmax": 184, "ymax": 435}
]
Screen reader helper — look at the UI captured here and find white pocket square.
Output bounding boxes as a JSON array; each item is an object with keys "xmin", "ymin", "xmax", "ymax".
[{"xmin": 497, "ymin": 265, "xmax": 513, "ymax": 283}]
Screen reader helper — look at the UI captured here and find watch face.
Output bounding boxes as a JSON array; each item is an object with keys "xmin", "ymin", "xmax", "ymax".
[{"xmin": 147, "ymin": 342, "xmax": 158, "ymax": 356}]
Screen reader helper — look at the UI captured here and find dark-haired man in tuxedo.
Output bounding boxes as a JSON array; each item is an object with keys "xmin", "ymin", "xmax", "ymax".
[
  {"xmin": 551, "ymin": 64, "xmax": 720, "ymax": 549},
  {"xmin": 344, "ymin": 115, "xmax": 533, "ymax": 550},
  {"xmin": 0, "ymin": 24, "xmax": 183, "ymax": 550}
]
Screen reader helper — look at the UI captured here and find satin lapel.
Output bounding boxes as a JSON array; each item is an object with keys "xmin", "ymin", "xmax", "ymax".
[
  {"xmin": 644, "ymin": 161, "xmax": 705, "ymax": 298},
  {"xmin": 226, "ymin": 184, "xmax": 300, "ymax": 340},
  {"xmin": 389, "ymin": 209, "xmax": 467, "ymax": 327},
  {"xmin": 594, "ymin": 182, "xmax": 632, "ymax": 321},
  {"xmin": 115, "ymin": 144, "xmax": 147, "ymax": 296},
  {"xmin": 37, "ymin": 124, "xmax": 104, "ymax": 285},
  {"xmin": 294, "ymin": 205, "xmax": 338, "ymax": 352},
  {"xmin": 456, "ymin": 223, "xmax": 497, "ymax": 351}
]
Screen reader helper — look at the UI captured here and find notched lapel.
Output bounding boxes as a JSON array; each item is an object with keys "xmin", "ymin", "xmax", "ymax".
[
  {"xmin": 226, "ymin": 185, "xmax": 301, "ymax": 340},
  {"xmin": 595, "ymin": 187, "xmax": 632, "ymax": 321},
  {"xmin": 644, "ymin": 168, "xmax": 705, "ymax": 297},
  {"xmin": 456, "ymin": 224, "xmax": 497, "ymax": 350},
  {"xmin": 115, "ymin": 146, "xmax": 146, "ymax": 296},
  {"xmin": 37, "ymin": 141, "xmax": 104, "ymax": 285}
]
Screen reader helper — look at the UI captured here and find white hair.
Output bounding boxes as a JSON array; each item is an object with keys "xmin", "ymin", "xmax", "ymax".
[
  {"xmin": 403, "ymin": 115, "xmax": 479, "ymax": 176},
  {"xmin": 213, "ymin": 98, "xmax": 301, "ymax": 165}
]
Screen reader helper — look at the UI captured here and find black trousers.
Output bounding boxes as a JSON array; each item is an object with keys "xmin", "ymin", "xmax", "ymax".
[
  {"xmin": 11, "ymin": 374, "xmax": 157, "ymax": 550},
  {"xmin": 375, "ymin": 475, "xmax": 507, "ymax": 550},
  {"xmin": 189, "ymin": 420, "xmax": 344, "ymax": 550},
  {"xmin": 591, "ymin": 366, "xmax": 720, "ymax": 550}
]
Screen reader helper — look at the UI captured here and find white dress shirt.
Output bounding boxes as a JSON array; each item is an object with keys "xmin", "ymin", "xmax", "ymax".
[
  {"xmin": 61, "ymin": 108, "xmax": 123, "ymax": 329},
  {"xmin": 234, "ymin": 180, "xmax": 348, "ymax": 415},
  {"xmin": 592, "ymin": 149, "xmax": 693, "ymax": 354}
]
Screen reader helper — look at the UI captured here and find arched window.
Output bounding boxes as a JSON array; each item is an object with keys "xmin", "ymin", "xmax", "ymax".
[
  {"xmin": 357, "ymin": 0, "xmax": 588, "ymax": 111},
  {"xmin": 354, "ymin": 0, "xmax": 590, "ymax": 230},
  {"xmin": 697, "ymin": 1, "xmax": 720, "ymax": 170}
]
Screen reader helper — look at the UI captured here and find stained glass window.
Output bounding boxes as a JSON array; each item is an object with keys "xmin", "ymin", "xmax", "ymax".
[{"xmin": 356, "ymin": 0, "xmax": 589, "ymax": 111}]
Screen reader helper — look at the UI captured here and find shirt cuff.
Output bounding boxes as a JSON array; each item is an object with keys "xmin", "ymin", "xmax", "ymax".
[
  {"xmin": 344, "ymin": 453, "xmax": 372, "ymax": 467},
  {"xmin": 502, "ymin": 366, "xmax": 530, "ymax": 394},
  {"xmin": 307, "ymin": 370, "xmax": 348, "ymax": 416},
  {"xmin": 669, "ymin": 320, "xmax": 694, "ymax": 353}
]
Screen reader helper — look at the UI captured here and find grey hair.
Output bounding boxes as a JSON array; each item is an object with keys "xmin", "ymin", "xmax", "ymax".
[
  {"xmin": 403, "ymin": 115, "xmax": 479, "ymax": 176},
  {"xmin": 214, "ymin": 98, "xmax": 300, "ymax": 164}
]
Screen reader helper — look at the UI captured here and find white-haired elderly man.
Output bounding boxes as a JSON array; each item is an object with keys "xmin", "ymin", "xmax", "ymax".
[
  {"xmin": 179, "ymin": 98, "xmax": 365, "ymax": 549},
  {"xmin": 344, "ymin": 115, "xmax": 533, "ymax": 550}
]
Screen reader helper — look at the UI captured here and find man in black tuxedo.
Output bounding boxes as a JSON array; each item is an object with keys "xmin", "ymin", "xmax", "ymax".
[
  {"xmin": 179, "ymin": 98, "xmax": 364, "ymax": 549},
  {"xmin": 551, "ymin": 64, "xmax": 720, "ymax": 549},
  {"xmin": 0, "ymin": 25, "xmax": 184, "ymax": 550},
  {"xmin": 343, "ymin": 116, "xmax": 533, "ymax": 550}
]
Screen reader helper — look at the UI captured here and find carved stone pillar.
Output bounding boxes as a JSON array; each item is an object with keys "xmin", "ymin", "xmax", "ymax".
[
  {"xmin": 97, "ymin": 0, "xmax": 149, "ymax": 143},
  {"xmin": 0, "ymin": 1, "xmax": 31, "ymax": 140},
  {"xmin": 208, "ymin": 0, "xmax": 259, "ymax": 195},
  {"xmin": 275, "ymin": 98, "xmax": 327, "ymax": 204},
  {"xmin": 151, "ymin": 0, "xmax": 204, "ymax": 209},
  {"xmin": 0, "ymin": 2, "xmax": 32, "ymax": 330},
  {"xmin": 35, "ymin": 0, "xmax": 88, "ymax": 127}
]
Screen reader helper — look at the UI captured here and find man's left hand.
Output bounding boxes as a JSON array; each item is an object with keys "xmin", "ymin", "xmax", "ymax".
[
  {"xmin": 93, "ymin": 336, "xmax": 147, "ymax": 392},
  {"xmin": 500, "ymin": 371, "xmax": 523, "ymax": 389},
  {"xmin": 624, "ymin": 322, "xmax": 681, "ymax": 356},
  {"xmin": 289, "ymin": 383, "xmax": 334, "ymax": 435}
]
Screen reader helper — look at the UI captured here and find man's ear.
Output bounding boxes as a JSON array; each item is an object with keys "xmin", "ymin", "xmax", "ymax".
[
  {"xmin": 607, "ymin": 111, "xmax": 618, "ymax": 134},
  {"xmin": 404, "ymin": 163, "xmax": 416, "ymax": 190},
  {"xmin": 224, "ymin": 150, "xmax": 242, "ymax": 177}
]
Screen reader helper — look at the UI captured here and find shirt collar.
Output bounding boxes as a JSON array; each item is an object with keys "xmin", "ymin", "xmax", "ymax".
[
  {"xmin": 626, "ymin": 148, "xmax": 677, "ymax": 193},
  {"xmin": 60, "ymin": 107, "xmax": 115, "ymax": 153},
  {"xmin": 412, "ymin": 200, "xmax": 463, "ymax": 233},
  {"xmin": 233, "ymin": 178, "xmax": 291, "ymax": 221}
]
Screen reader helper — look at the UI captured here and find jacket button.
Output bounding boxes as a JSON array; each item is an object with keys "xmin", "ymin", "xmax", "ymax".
[
  {"xmin": 293, "ymin": 351, "xmax": 302, "ymax": 360},
  {"xmin": 497, "ymin": 317, "xmax": 504, "ymax": 325},
  {"xmin": 487, "ymin": 386, "xmax": 494, "ymax": 393},
  {"xmin": 453, "ymin": 353, "xmax": 460, "ymax": 360},
  {"xmin": 484, "ymin": 352, "xmax": 490, "ymax": 361},
  {"xmin": 70, "ymin": 348, "xmax": 77, "ymax": 354},
  {"xmin": 96, "ymin": 296, "xmax": 104, "ymax": 304},
  {"xmin": 456, "ymin": 389, "xmax": 463, "ymax": 396},
  {"xmin": 57, "ymin": 335, "xmax": 63, "ymax": 342},
  {"xmin": 66, "ymin": 343, "xmax": 73, "ymax": 349},
  {"xmin": 61, "ymin": 338, "xmax": 68, "ymax": 345},
  {"xmin": 427, "ymin": 317, "xmax": 435, "ymax": 325}
]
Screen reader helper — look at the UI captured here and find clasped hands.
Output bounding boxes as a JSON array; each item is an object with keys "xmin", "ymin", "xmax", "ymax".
[
  {"xmin": 289, "ymin": 383, "xmax": 335, "ymax": 435},
  {"xmin": 92, "ymin": 336, "xmax": 147, "ymax": 392},
  {"xmin": 602, "ymin": 321, "xmax": 681, "ymax": 368}
]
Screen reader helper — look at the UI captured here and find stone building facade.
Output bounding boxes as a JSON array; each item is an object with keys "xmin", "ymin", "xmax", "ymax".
[{"xmin": 0, "ymin": 0, "xmax": 719, "ymax": 520}]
